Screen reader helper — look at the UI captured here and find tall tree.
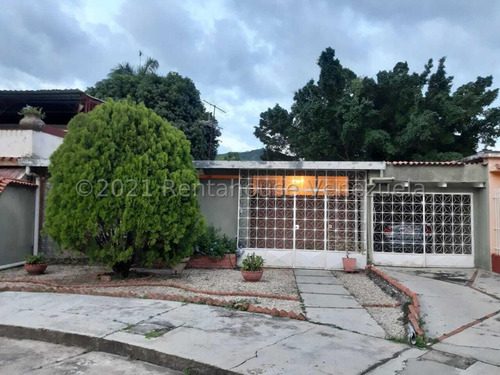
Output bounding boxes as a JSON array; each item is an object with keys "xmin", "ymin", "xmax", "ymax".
[
  {"xmin": 255, "ymin": 48, "xmax": 500, "ymax": 161},
  {"xmin": 87, "ymin": 58, "xmax": 220, "ymax": 159},
  {"xmin": 45, "ymin": 100, "xmax": 203, "ymax": 277}
]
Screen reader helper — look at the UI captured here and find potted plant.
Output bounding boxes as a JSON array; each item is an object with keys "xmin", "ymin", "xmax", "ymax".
[
  {"xmin": 169, "ymin": 257, "xmax": 191, "ymax": 275},
  {"xmin": 341, "ymin": 241, "xmax": 364, "ymax": 273},
  {"xmin": 18, "ymin": 105, "xmax": 45, "ymax": 130},
  {"xmin": 241, "ymin": 253, "xmax": 264, "ymax": 282},
  {"xmin": 24, "ymin": 254, "xmax": 48, "ymax": 275}
]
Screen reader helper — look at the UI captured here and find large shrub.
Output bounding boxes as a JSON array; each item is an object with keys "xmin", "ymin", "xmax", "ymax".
[{"xmin": 44, "ymin": 100, "xmax": 203, "ymax": 276}]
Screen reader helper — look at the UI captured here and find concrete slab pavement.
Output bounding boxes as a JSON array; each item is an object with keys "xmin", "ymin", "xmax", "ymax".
[
  {"xmin": 294, "ymin": 269, "xmax": 386, "ymax": 337},
  {"xmin": 0, "ymin": 337, "xmax": 181, "ymax": 374},
  {"xmin": 472, "ymin": 269, "xmax": 500, "ymax": 299},
  {"xmin": 379, "ymin": 267, "xmax": 500, "ymax": 338},
  {"xmin": 0, "ymin": 291, "xmax": 407, "ymax": 374}
]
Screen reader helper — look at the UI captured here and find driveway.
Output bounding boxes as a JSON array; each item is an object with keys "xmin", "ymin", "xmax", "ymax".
[{"xmin": 374, "ymin": 267, "xmax": 500, "ymax": 373}]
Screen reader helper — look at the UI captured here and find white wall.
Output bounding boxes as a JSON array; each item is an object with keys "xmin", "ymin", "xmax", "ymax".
[
  {"xmin": 0, "ymin": 129, "xmax": 62, "ymax": 159},
  {"xmin": 0, "ymin": 129, "xmax": 33, "ymax": 157},
  {"xmin": 32, "ymin": 131, "xmax": 63, "ymax": 159}
]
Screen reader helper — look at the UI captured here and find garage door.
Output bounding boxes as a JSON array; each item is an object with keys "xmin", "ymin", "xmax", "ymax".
[{"xmin": 372, "ymin": 192, "xmax": 473, "ymax": 267}]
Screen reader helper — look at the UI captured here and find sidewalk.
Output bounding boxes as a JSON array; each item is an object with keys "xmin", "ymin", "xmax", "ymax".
[
  {"xmin": 294, "ymin": 269, "xmax": 386, "ymax": 337},
  {"xmin": 0, "ymin": 291, "xmax": 405, "ymax": 375}
]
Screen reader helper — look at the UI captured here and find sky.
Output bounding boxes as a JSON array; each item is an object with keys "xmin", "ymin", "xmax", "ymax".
[{"xmin": 1, "ymin": 0, "xmax": 500, "ymax": 154}]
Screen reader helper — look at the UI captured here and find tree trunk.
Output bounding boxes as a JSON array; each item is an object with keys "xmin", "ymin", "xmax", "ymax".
[{"xmin": 112, "ymin": 260, "xmax": 133, "ymax": 278}]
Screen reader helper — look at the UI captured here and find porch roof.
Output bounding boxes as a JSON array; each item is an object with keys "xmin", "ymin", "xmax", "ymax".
[{"xmin": 193, "ymin": 160, "xmax": 385, "ymax": 170}]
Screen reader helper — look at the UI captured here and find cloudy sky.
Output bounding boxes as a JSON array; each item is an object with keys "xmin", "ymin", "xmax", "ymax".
[{"xmin": 1, "ymin": 0, "xmax": 499, "ymax": 153}]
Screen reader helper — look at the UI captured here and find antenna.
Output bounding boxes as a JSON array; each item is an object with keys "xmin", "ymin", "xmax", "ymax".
[{"xmin": 202, "ymin": 100, "xmax": 227, "ymax": 159}]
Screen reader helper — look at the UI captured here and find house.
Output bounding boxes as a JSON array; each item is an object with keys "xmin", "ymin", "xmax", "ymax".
[
  {"xmin": 0, "ymin": 89, "xmax": 103, "ymax": 268},
  {"xmin": 194, "ymin": 158, "xmax": 500, "ymax": 273}
]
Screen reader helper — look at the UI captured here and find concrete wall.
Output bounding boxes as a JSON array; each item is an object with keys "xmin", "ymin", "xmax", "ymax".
[
  {"xmin": 0, "ymin": 129, "xmax": 62, "ymax": 159},
  {"xmin": 197, "ymin": 178, "xmax": 239, "ymax": 238},
  {"xmin": 486, "ymin": 157, "xmax": 500, "ymax": 259},
  {"xmin": 0, "ymin": 185, "xmax": 35, "ymax": 267},
  {"xmin": 0, "ymin": 129, "xmax": 33, "ymax": 157}
]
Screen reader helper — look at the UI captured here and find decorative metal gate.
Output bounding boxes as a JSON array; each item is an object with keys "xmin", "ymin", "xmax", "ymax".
[
  {"xmin": 237, "ymin": 169, "xmax": 366, "ymax": 268},
  {"xmin": 372, "ymin": 192, "xmax": 473, "ymax": 267}
]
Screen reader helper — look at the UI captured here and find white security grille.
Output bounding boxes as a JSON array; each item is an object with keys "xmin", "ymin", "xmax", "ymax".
[
  {"xmin": 372, "ymin": 193, "xmax": 472, "ymax": 255},
  {"xmin": 238, "ymin": 170, "xmax": 366, "ymax": 252}
]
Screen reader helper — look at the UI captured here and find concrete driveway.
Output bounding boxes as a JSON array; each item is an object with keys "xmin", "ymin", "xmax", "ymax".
[{"xmin": 373, "ymin": 267, "xmax": 500, "ymax": 373}]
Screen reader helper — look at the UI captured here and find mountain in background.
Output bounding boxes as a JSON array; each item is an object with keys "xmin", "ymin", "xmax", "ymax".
[{"xmin": 217, "ymin": 148, "xmax": 264, "ymax": 161}]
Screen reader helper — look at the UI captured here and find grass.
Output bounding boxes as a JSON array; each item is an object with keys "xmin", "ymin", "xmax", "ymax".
[{"xmin": 144, "ymin": 328, "xmax": 169, "ymax": 339}]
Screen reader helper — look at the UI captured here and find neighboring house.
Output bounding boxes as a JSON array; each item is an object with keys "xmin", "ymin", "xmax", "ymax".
[
  {"xmin": 194, "ymin": 157, "xmax": 500, "ymax": 273},
  {"xmin": 0, "ymin": 89, "xmax": 103, "ymax": 268}
]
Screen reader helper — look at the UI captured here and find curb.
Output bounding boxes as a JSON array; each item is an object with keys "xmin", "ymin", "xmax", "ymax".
[
  {"xmin": 365, "ymin": 265, "xmax": 423, "ymax": 336},
  {"xmin": 0, "ymin": 324, "xmax": 236, "ymax": 375},
  {"xmin": 0, "ymin": 286, "xmax": 306, "ymax": 322}
]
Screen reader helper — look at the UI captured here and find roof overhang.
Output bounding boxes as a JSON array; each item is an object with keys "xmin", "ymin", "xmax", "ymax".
[{"xmin": 194, "ymin": 160, "xmax": 386, "ymax": 170}]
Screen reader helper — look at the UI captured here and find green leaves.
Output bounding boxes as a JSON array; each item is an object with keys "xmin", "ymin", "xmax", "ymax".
[
  {"xmin": 87, "ymin": 62, "xmax": 219, "ymax": 160},
  {"xmin": 255, "ymin": 47, "xmax": 500, "ymax": 161},
  {"xmin": 45, "ymin": 100, "xmax": 203, "ymax": 272}
]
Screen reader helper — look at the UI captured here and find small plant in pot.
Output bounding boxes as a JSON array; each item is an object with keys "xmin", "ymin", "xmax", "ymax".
[
  {"xmin": 241, "ymin": 253, "xmax": 264, "ymax": 282},
  {"xmin": 340, "ymin": 241, "xmax": 364, "ymax": 273},
  {"xmin": 24, "ymin": 254, "xmax": 48, "ymax": 275},
  {"xmin": 18, "ymin": 105, "xmax": 46, "ymax": 130}
]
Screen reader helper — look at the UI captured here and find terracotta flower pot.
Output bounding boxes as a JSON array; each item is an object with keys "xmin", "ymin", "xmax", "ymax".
[
  {"xmin": 24, "ymin": 263, "xmax": 47, "ymax": 275},
  {"xmin": 242, "ymin": 270, "xmax": 263, "ymax": 282},
  {"xmin": 170, "ymin": 257, "xmax": 191, "ymax": 274},
  {"xmin": 342, "ymin": 257, "xmax": 356, "ymax": 273}
]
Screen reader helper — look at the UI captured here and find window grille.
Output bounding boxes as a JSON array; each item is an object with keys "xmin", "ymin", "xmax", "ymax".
[
  {"xmin": 372, "ymin": 193, "xmax": 472, "ymax": 255},
  {"xmin": 238, "ymin": 170, "xmax": 366, "ymax": 252}
]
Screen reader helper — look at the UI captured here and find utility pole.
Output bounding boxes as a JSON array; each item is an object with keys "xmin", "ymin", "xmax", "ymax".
[{"xmin": 202, "ymin": 100, "xmax": 226, "ymax": 160}]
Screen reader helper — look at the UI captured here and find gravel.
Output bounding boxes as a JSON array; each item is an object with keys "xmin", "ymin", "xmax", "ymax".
[
  {"xmin": 0, "ymin": 265, "xmax": 301, "ymax": 312},
  {"xmin": 333, "ymin": 271, "xmax": 406, "ymax": 339}
]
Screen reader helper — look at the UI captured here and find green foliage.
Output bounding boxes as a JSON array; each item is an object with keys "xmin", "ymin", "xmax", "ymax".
[
  {"xmin": 144, "ymin": 328, "xmax": 169, "ymax": 339},
  {"xmin": 44, "ymin": 100, "xmax": 203, "ymax": 276},
  {"xmin": 255, "ymin": 48, "xmax": 500, "ymax": 161},
  {"xmin": 195, "ymin": 226, "xmax": 237, "ymax": 259},
  {"xmin": 220, "ymin": 151, "xmax": 241, "ymax": 161},
  {"xmin": 242, "ymin": 253, "xmax": 264, "ymax": 271},
  {"xmin": 18, "ymin": 105, "xmax": 45, "ymax": 119},
  {"xmin": 87, "ymin": 58, "xmax": 220, "ymax": 160},
  {"xmin": 25, "ymin": 254, "xmax": 46, "ymax": 265},
  {"xmin": 217, "ymin": 148, "xmax": 265, "ymax": 161}
]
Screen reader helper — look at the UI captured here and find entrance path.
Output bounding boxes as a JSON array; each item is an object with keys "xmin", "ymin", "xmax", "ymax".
[
  {"xmin": 0, "ymin": 291, "xmax": 406, "ymax": 375},
  {"xmin": 294, "ymin": 269, "xmax": 386, "ymax": 337}
]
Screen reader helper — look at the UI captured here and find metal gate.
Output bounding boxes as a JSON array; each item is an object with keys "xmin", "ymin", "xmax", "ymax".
[
  {"xmin": 372, "ymin": 192, "xmax": 473, "ymax": 267},
  {"xmin": 237, "ymin": 169, "xmax": 366, "ymax": 268}
]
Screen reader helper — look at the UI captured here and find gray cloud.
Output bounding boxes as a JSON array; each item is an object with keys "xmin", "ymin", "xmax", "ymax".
[{"xmin": 1, "ymin": 0, "xmax": 499, "ymax": 152}]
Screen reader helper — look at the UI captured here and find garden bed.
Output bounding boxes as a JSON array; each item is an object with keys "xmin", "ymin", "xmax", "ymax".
[
  {"xmin": 0, "ymin": 265, "xmax": 301, "ymax": 315},
  {"xmin": 333, "ymin": 270, "xmax": 407, "ymax": 339},
  {"xmin": 187, "ymin": 254, "xmax": 236, "ymax": 269}
]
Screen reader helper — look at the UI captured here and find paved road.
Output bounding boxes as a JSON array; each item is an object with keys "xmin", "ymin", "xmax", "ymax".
[
  {"xmin": 0, "ymin": 336, "xmax": 181, "ymax": 374},
  {"xmin": 1, "ymin": 266, "xmax": 500, "ymax": 374},
  {"xmin": 0, "ymin": 291, "xmax": 405, "ymax": 375}
]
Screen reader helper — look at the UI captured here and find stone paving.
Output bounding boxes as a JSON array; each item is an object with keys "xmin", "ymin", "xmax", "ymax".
[{"xmin": 294, "ymin": 269, "xmax": 386, "ymax": 337}]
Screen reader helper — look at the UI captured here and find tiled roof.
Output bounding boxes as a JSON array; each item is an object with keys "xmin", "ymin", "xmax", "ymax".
[
  {"xmin": 0, "ymin": 167, "xmax": 25, "ymax": 179},
  {"xmin": 0, "ymin": 177, "xmax": 36, "ymax": 194},
  {"xmin": 387, "ymin": 161, "xmax": 465, "ymax": 166}
]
